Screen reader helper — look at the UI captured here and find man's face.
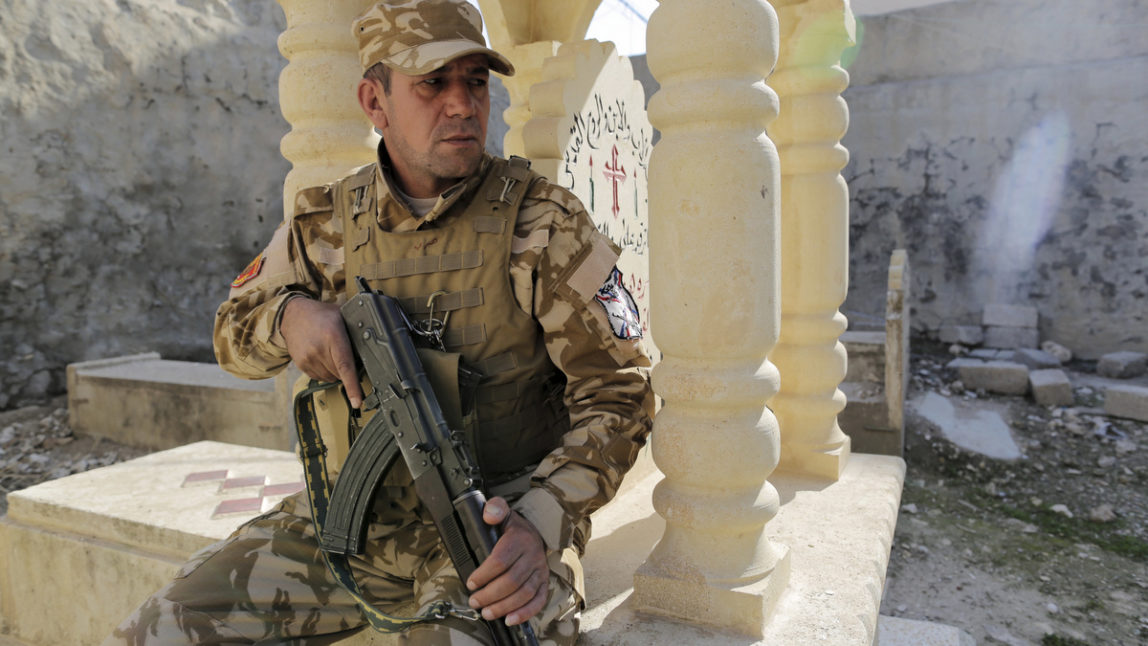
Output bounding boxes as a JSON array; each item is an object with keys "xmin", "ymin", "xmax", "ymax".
[{"xmin": 371, "ymin": 54, "xmax": 491, "ymax": 198}]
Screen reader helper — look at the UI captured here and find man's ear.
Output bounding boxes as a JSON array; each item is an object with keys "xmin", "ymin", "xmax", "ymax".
[{"xmin": 357, "ymin": 78, "xmax": 389, "ymax": 131}]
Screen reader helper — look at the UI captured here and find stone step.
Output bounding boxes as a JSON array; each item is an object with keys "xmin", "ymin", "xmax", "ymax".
[
  {"xmin": 67, "ymin": 353, "xmax": 289, "ymax": 452},
  {"xmin": 1, "ymin": 442, "xmax": 923, "ymax": 645}
]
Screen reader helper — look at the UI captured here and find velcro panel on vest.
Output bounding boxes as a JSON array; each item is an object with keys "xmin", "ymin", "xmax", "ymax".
[
  {"xmin": 473, "ymin": 216, "xmax": 506, "ymax": 234},
  {"xmin": 359, "ymin": 249, "xmax": 483, "ymax": 280},
  {"xmin": 400, "ymin": 288, "xmax": 484, "ymax": 315}
]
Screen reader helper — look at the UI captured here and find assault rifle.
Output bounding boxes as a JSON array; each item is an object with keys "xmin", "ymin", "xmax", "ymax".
[{"xmin": 316, "ymin": 278, "xmax": 539, "ymax": 646}]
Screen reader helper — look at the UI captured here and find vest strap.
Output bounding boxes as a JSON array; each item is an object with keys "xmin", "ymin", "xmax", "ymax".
[
  {"xmin": 444, "ymin": 324, "xmax": 487, "ymax": 348},
  {"xmin": 360, "ymin": 249, "xmax": 483, "ymax": 280},
  {"xmin": 400, "ymin": 288, "xmax": 484, "ymax": 315}
]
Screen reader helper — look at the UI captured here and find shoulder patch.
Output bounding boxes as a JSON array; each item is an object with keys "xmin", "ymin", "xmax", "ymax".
[
  {"xmin": 231, "ymin": 253, "xmax": 264, "ymax": 288},
  {"xmin": 293, "ymin": 184, "xmax": 333, "ymax": 216},
  {"xmin": 595, "ymin": 267, "xmax": 643, "ymax": 340}
]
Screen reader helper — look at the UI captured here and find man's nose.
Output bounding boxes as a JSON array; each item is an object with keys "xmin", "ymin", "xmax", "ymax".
[{"xmin": 443, "ymin": 80, "xmax": 477, "ymax": 118}]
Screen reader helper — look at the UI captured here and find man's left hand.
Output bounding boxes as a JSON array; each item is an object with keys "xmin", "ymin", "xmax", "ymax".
[{"xmin": 465, "ymin": 497, "xmax": 548, "ymax": 626}]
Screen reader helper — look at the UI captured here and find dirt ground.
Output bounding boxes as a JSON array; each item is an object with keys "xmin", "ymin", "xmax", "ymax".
[
  {"xmin": 2, "ymin": 341, "xmax": 1146, "ymax": 645},
  {"xmin": 881, "ymin": 341, "xmax": 1148, "ymax": 646}
]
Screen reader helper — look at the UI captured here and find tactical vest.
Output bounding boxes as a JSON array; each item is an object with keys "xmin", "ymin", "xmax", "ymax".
[{"xmin": 328, "ymin": 158, "xmax": 569, "ymax": 485}]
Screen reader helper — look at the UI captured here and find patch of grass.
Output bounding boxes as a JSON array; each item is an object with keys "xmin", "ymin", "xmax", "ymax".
[
  {"xmin": 1041, "ymin": 634, "xmax": 1091, "ymax": 646},
  {"xmin": 972, "ymin": 492, "xmax": 1148, "ymax": 562}
]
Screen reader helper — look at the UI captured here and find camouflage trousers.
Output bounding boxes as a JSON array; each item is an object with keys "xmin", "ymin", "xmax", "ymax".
[{"xmin": 102, "ymin": 490, "xmax": 583, "ymax": 645}]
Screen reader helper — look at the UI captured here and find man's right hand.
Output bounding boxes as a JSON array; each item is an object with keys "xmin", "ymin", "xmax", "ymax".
[{"xmin": 280, "ymin": 297, "xmax": 364, "ymax": 408}]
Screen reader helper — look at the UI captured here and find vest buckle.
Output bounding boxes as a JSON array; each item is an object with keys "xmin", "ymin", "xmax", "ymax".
[{"xmin": 498, "ymin": 176, "xmax": 518, "ymax": 204}]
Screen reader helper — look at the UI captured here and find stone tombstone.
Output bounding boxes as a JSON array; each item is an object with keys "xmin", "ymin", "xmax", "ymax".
[{"xmin": 523, "ymin": 40, "xmax": 657, "ymax": 359}]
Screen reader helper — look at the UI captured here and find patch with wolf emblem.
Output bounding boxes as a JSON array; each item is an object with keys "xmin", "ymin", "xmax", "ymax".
[{"xmin": 594, "ymin": 267, "xmax": 642, "ymax": 340}]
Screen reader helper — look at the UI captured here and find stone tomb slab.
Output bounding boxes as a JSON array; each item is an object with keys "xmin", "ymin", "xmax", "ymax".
[
  {"xmin": 3, "ymin": 443, "xmax": 915, "ymax": 646},
  {"xmin": 67, "ymin": 354, "xmax": 286, "ymax": 452},
  {"xmin": 0, "ymin": 441, "xmax": 304, "ymax": 646}
]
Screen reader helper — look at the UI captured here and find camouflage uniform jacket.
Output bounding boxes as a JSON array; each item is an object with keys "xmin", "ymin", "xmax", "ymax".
[{"xmin": 214, "ymin": 150, "xmax": 654, "ymax": 555}]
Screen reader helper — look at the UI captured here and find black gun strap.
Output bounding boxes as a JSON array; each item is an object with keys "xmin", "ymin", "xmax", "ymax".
[{"xmin": 293, "ymin": 380, "xmax": 479, "ymax": 633}]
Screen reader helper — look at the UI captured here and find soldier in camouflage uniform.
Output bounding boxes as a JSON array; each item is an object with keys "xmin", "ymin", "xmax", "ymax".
[{"xmin": 103, "ymin": 1, "xmax": 653, "ymax": 645}]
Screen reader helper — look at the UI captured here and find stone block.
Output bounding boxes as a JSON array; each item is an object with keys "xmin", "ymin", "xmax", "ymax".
[
  {"xmin": 969, "ymin": 349, "xmax": 1000, "ymax": 360},
  {"xmin": 0, "ymin": 442, "xmax": 307, "ymax": 646},
  {"xmin": 982, "ymin": 303, "xmax": 1039, "ymax": 328},
  {"xmin": 838, "ymin": 381, "xmax": 901, "ymax": 456},
  {"xmin": 984, "ymin": 326, "xmax": 1039, "ymax": 349},
  {"xmin": 67, "ymin": 354, "xmax": 287, "ymax": 451},
  {"xmin": 1104, "ymin": 385, "xmax": 1148, "ymax": 422},
  {"xmin": 1096, "ymin": 351, "xmax": 1148, "ymax": 379},
  {"xmin": 939, "ymin": 325, "xmax": 983, "ymax": 346},
  {"xmin": 951, "ymin": 360, "xmax": 1030, "ymax": 395},
  {"xmin": 1013, "ymin": 348, "xmax": 1062, "ymax": 370},
  {"xmin": 1029, "ymin": 369, "xmax": 1074, "ymax": 407},
  {"xmin": 842, "ymin": 330, "xmax": 886, "ymax": 383}
]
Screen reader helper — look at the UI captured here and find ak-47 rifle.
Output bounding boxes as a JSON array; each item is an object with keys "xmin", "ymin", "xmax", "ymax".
[{"xmin": 299, "ymin": 278, "xmax": 539, "ymax": 646}]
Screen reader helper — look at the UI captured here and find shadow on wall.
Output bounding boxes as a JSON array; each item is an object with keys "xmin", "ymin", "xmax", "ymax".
[{"xmin": 0, "ymin": 0, "xmax": 291, "ymax": 408}]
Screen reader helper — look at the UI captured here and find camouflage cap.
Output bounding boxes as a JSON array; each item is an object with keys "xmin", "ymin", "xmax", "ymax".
[{"xmin": 354, "ymin": 0, "xmax": 515, "ymax": 77}]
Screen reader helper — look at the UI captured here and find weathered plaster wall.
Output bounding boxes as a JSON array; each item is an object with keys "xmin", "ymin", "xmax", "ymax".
[
  {"xmin": 0, "ymin": 0, "xmax": 290, "ymax": 408},
  {"xmin": 842, "ymin": 0, "xmax": 1147, "ymax": 357}
]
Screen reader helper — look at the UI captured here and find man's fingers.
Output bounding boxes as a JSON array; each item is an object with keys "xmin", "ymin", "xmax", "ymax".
[
  {"xmin": 330, "ymin": 338, "xmax": 362, "ymax": 408},
  {"xmin": 479, "ymin": 569, "xmax": 547, "ymax": 624}
]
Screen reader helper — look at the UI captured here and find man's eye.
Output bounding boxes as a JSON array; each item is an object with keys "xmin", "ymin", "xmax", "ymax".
[
  {"xmin": 469, "ymin": 78, "xmax": 488, "ymax": 87},
  {"xmin": 422, "ymin": 78, "xmax": 441, "ymax": 86}
]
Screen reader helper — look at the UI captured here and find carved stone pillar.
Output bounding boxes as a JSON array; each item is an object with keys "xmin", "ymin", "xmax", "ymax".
[
  {"xmin": 276, "ymin": 0, "xmax": 379, "ymax": 219},
  {"xmin": 499, "ymin": 41, "xmax": 561, "ymax": 158},
  {"xmin": 767, "ymin": 0, "xmax": 855, "ymax": 479},
  {"xmin": 632, "ymin": 0, "xmax": 790, "ymax": 637}
]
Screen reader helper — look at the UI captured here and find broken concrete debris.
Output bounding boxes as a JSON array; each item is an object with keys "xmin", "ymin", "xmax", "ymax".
[
  {"xmin": 945, "ymin": 358, "xmax": 1029, "ymax": 396},
  {"xmin": 1041, "ymin": 341, "xmax": 1073, "ymax": 363},
  {"xmin": 1096, "ymin": 351, "xmax": 1148, "ymax": 379},
  {"xmin": 1104, "ymin": 385, "xmax": 1148, "ymax": 422},
  {"xmin": 1029, "ymin": 369, "xmax": 1073, "ymax": 407}
]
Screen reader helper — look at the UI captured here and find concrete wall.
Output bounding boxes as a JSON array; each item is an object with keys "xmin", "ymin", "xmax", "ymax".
[
  {"xmin": 841, "ymin": 0, "xmax": 1147, "ymax": 357},
  {"xmin": 0, "ymin": 0, "xmax": 290, "ymax": 408},
  {"xmin": 0, "ymin": 0, "xmax": 511, "ymax": 409}
]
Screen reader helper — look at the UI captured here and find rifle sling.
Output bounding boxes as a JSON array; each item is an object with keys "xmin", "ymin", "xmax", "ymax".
[{"xmin": 293, "ymin": 380, "xmax": 476, "ymax": 633}]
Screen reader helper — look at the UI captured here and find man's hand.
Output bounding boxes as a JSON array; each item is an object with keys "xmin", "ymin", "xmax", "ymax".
[
  {"xmin": 280, "ymin": 297, "xmax": 364, "ymax": 408},
  {"xmin": 466, "ymin": 497, "xmax": 549, "ymax": 626}
]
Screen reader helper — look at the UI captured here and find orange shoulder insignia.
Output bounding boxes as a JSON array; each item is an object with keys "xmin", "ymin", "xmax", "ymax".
[{"xmin": 230, "ymin": 253, "xmax": 264, "ymax": 288}]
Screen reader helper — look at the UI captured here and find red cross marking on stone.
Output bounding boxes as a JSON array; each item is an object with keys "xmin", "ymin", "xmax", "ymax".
[{"xmin": 602, "ymin": 144, "xmax": 628, "ymax": 219}]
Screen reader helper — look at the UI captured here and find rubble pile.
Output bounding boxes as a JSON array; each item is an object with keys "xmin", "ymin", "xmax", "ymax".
[
  {"xmin": 0, "ymin": 400, "xmax": 149, "ymax": 515},
  {"xmin": 938, "ymin": 304, "xmax": 1148, "ymax": 422}
]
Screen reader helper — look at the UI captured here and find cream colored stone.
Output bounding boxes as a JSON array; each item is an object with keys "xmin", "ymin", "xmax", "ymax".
[
  {"xmin": 634, "ymin": 0, "xmax": 789, "ymax": 636},
  {"xmin": 767, "ymin": 0, "xmax": 856, "ymax": 479},
  {"xmin": 583, "ymin": 453, "xmax": 907, "ymax": 645},
  {"xmin": 885, "ymin": 250, "xmax": 910, "ymax": 435},
  {"xmin": 276, "ymin": 0, "xmax": 380, "ymax": 218},
  {"xmin": 67, "ymin": 354, "xmax": 285, "ymax": 451},
  {"xmin": 523, "ymin": 39, "xmax": 655, "ymax": 358},
  {"xmin": 0, "ymin": 442, "xmax": 305, "ymax": 646}
]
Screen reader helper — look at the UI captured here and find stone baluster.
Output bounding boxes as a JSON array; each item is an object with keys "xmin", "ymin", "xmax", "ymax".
[
  {"xmin": 765, "ymin": 0, "xmax": 855, "ymax": 479},
  {"xmin": 276, "ymin": 0, "xmax": 379, "ymax": 219},
  {"xmin": 632, "ymin": 0, "xmax": 790, "ymax": 637},
  {"xmin": 499, "ymin": 41, "xmax": 561, "ymax": 158}
]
